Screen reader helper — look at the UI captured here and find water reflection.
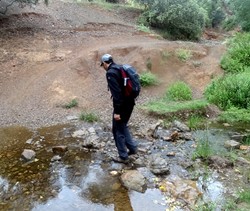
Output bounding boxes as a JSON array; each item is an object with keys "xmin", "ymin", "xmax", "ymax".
[{"xmin": 0, "ymin": 124, "xmax": 165, "ymax": 211}]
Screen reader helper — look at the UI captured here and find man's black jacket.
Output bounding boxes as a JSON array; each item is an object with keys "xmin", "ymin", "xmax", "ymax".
[{"xmin": 106, "ymin": 63, "xmax": 134, "ymax": 114}]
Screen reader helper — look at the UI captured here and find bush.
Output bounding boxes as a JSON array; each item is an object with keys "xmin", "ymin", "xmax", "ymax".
[
  {"xmin": 139, "ymin": 71, "xmax": 158, "ymax": 87},
  {"xmin": 138, "ymin": 0, "xmax": 205, "ymax": 40},
  {"xmin": 220, "ymin": 33, "xmax": 250, "ymax": 73},
  {"xmin": 166, "ymin": 81, "xmax": 192, "ymax": 101},
  {"xmin": 175, "ymin": 49, "xmax": 192, "ymax": 62},
  {"xmin": 205, "ymin": 72, "xmax": 250, "ymax": 110},
  {"xmin": 234, "ymin": 0, "xmax": 250, "ymax": 31}
]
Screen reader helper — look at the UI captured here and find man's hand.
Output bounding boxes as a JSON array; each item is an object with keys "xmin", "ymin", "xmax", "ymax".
[{"xmin": 114, "ymin": 114, "xmax": 121, "ymax": 121}]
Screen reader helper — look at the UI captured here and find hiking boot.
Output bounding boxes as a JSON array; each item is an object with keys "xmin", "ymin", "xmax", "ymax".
[
  {"xmin": 128, "ymin": 149, "xmax": 138, "ymax": 156},
  {"xmin": 112, "ymin": 156, "xmax": 129, "ymax": 164}
]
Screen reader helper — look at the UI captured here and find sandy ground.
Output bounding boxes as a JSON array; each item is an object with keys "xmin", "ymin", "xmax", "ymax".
[{"xmin": 0, "ymin": 0, "xmax": 225, "ymax": 128}]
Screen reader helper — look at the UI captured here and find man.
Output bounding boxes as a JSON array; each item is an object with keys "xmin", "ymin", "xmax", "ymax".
[{"xmin": 100, "ymin": 54, "xmax": 137, "ymax": 164}]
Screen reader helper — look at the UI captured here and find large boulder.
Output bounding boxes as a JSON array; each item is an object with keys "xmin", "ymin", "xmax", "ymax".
[
  {"xmin": 120, "ymin": 170, "xmax": 147, "ymax": 193},
  {"xmin": 148, "ymin": 154, "xmax": 170, "ymax": 175}
]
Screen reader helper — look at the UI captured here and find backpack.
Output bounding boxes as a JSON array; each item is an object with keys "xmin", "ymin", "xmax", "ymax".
[{"xmin": 120, "ymin": 64, "xmax": 141, "ymax": 98}]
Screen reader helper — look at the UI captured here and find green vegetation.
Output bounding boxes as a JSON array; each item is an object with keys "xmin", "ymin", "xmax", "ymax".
[
  {"xmin": 175, "ymin": 49, "xmax": 193, "ymax": 62},
  {"xmin": 221, "ymin": 190, "xmax": 250, "ymax": 211},
  {"xmin": 205, "ymin": 72, "xmax": 250, "ymax": 110},
  {"xmin": 221, "ymin": 33, "xmax": 250, "ymax": 74},
  {"xmin": 143, "ymin": 99, "xmax": 208, "ymax": 115},
  {"xmin": 221, "ymin": 198, "xmax": 238, "ymax": 210},
  {"xmin": 142, "ymin": 81, "xmax": 208, "ymax": 118},
  {"xmin": 79, "ymin": 111, "xmax": 99, "ymax": 123},
  {"xmin": 139, "ymin": 71, "xmax": 159, "ymax": 87},
  {"xmin": 167, "ymin": 81, "xmax": 192, "ymax": 101},
  {"xmin": 194, "ymin": 201, "xmax": 216, "ymax": 211},
  {"xmin": 242, "ymin": 136, "xmax": 250, "ymax": 146},
  {"xmin": 137, "ymin": 0, "xmax": 205, "ymax": 40},
  {"xmin": 161, "ymin": 50, "xmax": 171, "ymax": 60},
  {"xmin": 136, "ymin": 24, "xmax": 151, "ymax": 33},
  {"xmin": 238, "ymin": 189, "xmax": 250, "ymax": 204},
  {"xmin": 204, "ymin": 32, "xmax": 250, "ymax": 124},
  {"xmin": 187, "ymin": 115, "xmax": 206, "ymax": 130},
  {"xmin": 63, "ymin": 99, "xmax": 78, "ymax": 109},
  {"xmin": 192, "ymin": 135, "xmax": 213, "ymax": 160},
  {"xmin": 218, "ymin": 108, "xmax": 250, "ymax": 124},
  {"xmin": 233, "ymin": 0, "xmax": 250, "ymax": 32}
]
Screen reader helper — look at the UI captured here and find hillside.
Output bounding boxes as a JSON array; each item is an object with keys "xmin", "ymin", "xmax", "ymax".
[{"xmin": 0, "ymin": 0, "xmax": 225, "ymax": 128}]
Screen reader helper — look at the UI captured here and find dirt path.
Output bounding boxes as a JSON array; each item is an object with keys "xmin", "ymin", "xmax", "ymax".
[{"xmin": 0, "ymin": 0, "xmax": 225, "ymax": 128}]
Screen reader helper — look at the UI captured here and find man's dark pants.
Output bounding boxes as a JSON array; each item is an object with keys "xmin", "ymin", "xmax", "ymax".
[{"xmin": 112, "ymin": 99, "xmax": 137, "ymax": 160}]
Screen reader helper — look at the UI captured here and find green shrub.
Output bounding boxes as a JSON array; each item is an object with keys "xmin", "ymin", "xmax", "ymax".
[
  {"xmin": 175, "ymin": 49, "xmax": 192, "ymax": 62},
  {"xmin": 63, "ymin": 99, "xmax": 78, "ymax": 109},
  {"xmin": 220, "ymin": 33, "xmax": 250, "ymax": 73},
  {"xmin": 138, "ymin": 0, "xmax": 205, "ymax": 40},
  {"xmin": 166, "ymin": 81, "xmax": 192, "ymax": 101},
  {"xmin": 79, "ymin": 112, "xmax": 99, "ymax": 122},
  {"xmin": 234, "ymin": 0, "xmax": 250, "ymax": 32},
  {"xmin": 140, "ymin": 71, "xmax": 158, "ymax": 86},
  {"xmin": 205, "ymin": 72, "xmax": 250, "ymax": 110},
  {"xmin": 222, "ymin": 16, "xmax": 237, "ymax": 31}
]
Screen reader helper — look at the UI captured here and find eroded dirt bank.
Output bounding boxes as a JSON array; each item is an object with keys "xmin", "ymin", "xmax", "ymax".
[{"xmin": 0, "ymin": 0, "xmax": 224, "ymax": 129}]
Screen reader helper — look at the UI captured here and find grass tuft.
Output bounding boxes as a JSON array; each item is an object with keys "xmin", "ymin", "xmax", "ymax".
[
  {"xmin": 79, "ymin": 111, "xmax": 99, "ymax": 123},
  {"xmin": 63, "ymin": 99, "xmax": 78, "ymax": 109}
]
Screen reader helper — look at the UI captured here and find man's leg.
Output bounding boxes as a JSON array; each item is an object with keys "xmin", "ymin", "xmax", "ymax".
[
  {"xmin": 122, "ymin": 102, "xmax": 137, "ymax": 155},
  {"xmin": 124, "ymin": 125, "xmax": 137, "ymax": 154},
  {"xmin": 112, "ymin": 117, "xmax": 129, "ymax": 160}
]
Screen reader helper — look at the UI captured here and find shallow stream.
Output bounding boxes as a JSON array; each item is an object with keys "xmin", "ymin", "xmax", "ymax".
[{"xmin": 0, "ymin": 123, "xmax": 250, "ymax": 210}]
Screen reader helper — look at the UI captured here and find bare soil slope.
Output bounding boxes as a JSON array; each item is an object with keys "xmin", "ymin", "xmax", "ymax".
[{"xmin": 0, "ymin": 0, "xmax": 225, "ymax": 128}]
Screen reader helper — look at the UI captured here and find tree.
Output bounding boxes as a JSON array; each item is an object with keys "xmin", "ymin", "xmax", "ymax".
[
  {"xmin": 0, "ymin": 0, "xmax": 48, "ymax": 15},
  {"xmin": 233, "ymin": 0, "xmax": 250, "ymax": 31},
  {"xmin": 137, "ymin": 0, "xmax": 206, "ymax": 40}
]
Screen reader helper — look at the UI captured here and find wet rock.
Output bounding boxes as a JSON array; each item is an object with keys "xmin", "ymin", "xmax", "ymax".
[
  {"xmin": 208, "ymin": 155, "xmax": 233, "ymax": 168},
  {"xmin": 224, "ymin": 140, "xmax": 241, "ymax": 149},
  {"xmin": 52, "ymin": 146, "xmax": 68, "ymax": 154},
  {"xmin": 82, "ymin": 135, "xmax": 100, "ymax": 149},
  {"xmin": 147, "ymin": 120, "xmax": 163, "ymax": 138},
  {"xmin": 159, "ymin": 175, "xmax": 202, "ymax": 206},
  {"xmin": 66, "ymin": 115, "xmax": 78, "ymax": 121},
  {"xmin": 21, "ymin": 149, "xmax": 36, "ymax": 161},
  {"xmin": 51, "ymin": 155, "xmax": 62, "ymax": 162},
  {"xmin": 237, "ymin": 157, "xmax": 250, "ymax": 165},
  {"xmin": 148, "ymin": 154, "xmax": 170, "ymax": 175},
  {"xmin": 170, "ymin": 131, "xmax": 179, "ymax": 141},
  {"xmin": 72, "ymin": 129, "xmax": 88, "ymax": 138},
  {"xmin": 88, "ymin": 127, "xmax": 96, "ymax": 134},
  {"xmin": 120, "ymin": 170, "xmax": 147, "ymax": 193},
  {"xmin": 173, "ymin": 120, "xmax": 190, "ymax": 132},
  {"xmin": 181, "ymin": 132, "xmax": 193, "ymax": 140},
  {"xmin": 26, "ymin": 138, "xmax": 33, "ymax": 144},
  {"xmin": 230, "ymin": 133, "xmax": 245, "ymax": 142}
]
